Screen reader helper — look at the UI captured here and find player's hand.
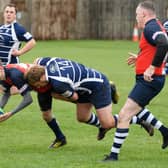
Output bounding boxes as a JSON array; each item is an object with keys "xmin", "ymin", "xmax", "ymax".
[
  {"xmin": 0, "ymin": 112, "xmax": 12, "ymax": 122},
  {"xmin": 127, "ymin": 52, "xmax": 137, "ymax": 66},
  {"xmin": 10, "ymin": 86, "xmax": 19, "ymax": 95},
  {"xmin": 144, "ymin": 65, "xmax": 155, "ymax": 82},
  {"xmin": 11, "ymin": 49, "xmax": 21, "ymax": 56}
]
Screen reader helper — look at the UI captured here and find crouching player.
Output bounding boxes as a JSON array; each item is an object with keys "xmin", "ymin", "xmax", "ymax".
[
  {"xmin": 0, "ymin": 63, "xmax": 66, "ymax": 149},
  {"xmin": 26, "ymin": 57, "xmax": 156, "ymax": 150},
  {"xmin": 0, "ymin": 64, "xmax": 33, "ymax": 120}
]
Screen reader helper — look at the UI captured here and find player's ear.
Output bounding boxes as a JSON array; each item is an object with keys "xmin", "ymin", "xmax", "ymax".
[{"xmin": 40, "ymin": 74, "xmax": 46, "ymax": 82}]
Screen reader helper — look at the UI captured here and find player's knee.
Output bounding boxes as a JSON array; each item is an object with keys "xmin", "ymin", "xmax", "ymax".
[
  {"xmin": 118, "ymin": 109, "xmax": 132, "ymax": 124},
  {"xmin": 42, "ymin": 110, "xmax": 52, "ymax": 122},
  {"xmin": 76, "ymin": 114, "xmax": 89, "ymax": 123},
  {"xmin": 76, "ymin": 116, "xmax": 86, "ymax": 123},
  {"xmin": 100, "ymin": 117, "xmax": 115, "ymax": 129}
]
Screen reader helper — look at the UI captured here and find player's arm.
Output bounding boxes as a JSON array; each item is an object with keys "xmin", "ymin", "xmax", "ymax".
[
  {"xmin": 144, "ymin": 25, "xmax": 168, "ymax": 67},
  {"xmin": 12, "ymin": 23, "xmax": 36, "ymax": 56},
  {"xmin": 127, "ymin": 52, "xmax": 137, "ymax": 66},
  {"xmin": 10, "ymin": 91, "xmax": 33, "ymax": 115},
  {"xmin": 69, "ymin": 92, "xmax": 78, "ymax": 101},
  {"xmin": 152, "ymin": 33, "xmax": 168, "ymax": 67},
  {"xmin": 51, "ymin": 79, "xmax": 79, "ymax": 102},
  {"xmin": 59, "ymin": 89, "xmax": 78, "ymax": 102},
  {"xmin": 51, "ymin": 93, "xmax": 77, "ymax": 103},
  {"xmin": 12, "ymin": 38, "xmax": 36, "ymax": 56},
  {"xmin": 0, "ymin": 91, "xmax": 33, "ymax": 122},
  {"xmin": 0, "ymin": 91, "xmax": 10, "ymax": 108}
]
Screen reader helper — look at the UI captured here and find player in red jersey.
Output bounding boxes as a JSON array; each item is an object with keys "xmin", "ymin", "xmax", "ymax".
[
  {"xmin": 104, "ymin": 1, "xmax": 168, "ymax": 161},
  {"xmin": 0, "ymin": 63, "xmax": 33, "ymax": 120},
  {"xmin": 0, "ymin": 63, "xmax": 67, "ymax": 148}
]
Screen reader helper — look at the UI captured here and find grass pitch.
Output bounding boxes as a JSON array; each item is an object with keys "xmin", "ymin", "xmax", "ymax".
[{"xmin": 0, "ymin": 40, "xmax": 168, "ymax": 168}]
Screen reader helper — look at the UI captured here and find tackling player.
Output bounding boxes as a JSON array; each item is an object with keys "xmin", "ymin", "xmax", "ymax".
[{"xmin": 26, "ymin": 57, "xmax": 165, "ymax": 150}]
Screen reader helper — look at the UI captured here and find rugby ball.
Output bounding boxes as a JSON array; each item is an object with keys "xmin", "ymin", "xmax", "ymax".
[{"xmin": 0, "ymin": 107, "xmax": 4, "ymax": 115}]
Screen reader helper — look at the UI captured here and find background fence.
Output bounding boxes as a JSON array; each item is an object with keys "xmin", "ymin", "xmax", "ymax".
[{"xmin": 1, "ymin": 0, "xmax": 168, "ymax": 40}]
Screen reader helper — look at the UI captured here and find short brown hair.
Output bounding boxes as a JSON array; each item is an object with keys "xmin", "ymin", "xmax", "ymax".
[
  {"xmin": 25, "ymin": 66, "xmax": 45, "ymax": 85},
  {"xmin": 4, "ymin": 3, "xmax": 18, "ymax": 13}
]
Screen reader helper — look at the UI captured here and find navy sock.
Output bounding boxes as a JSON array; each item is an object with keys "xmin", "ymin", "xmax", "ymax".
[{"xmin": 47, "ymin": 118, "xmax": 65, "ymax": 140}]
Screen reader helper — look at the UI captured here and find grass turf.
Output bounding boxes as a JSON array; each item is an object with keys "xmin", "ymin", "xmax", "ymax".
[{"xmin": 0, "ymin": 40, "xmax": 168, "ymax": 168}]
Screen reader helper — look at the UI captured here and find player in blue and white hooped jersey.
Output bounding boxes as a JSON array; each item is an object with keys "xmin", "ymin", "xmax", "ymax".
[
  {"xmin": 26, "ymin": 57, "xmax": 155, "ymax": 144},
  {"xmin": 34, "ymin": 57, "xmax": 116, "ymax": 132},
  {"xmin": 0, "ymin": 3, "xmax": 36, "ymax": 66}
]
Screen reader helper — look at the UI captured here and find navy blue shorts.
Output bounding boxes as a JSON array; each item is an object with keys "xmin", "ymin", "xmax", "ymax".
[
  {"xmin": 128, "ymin": 75, "xmax": 165, "ymax": 107},
  {"xmin": 37, "ymin": 91, "xmax": 52, "ymax": 111},
  {"xmin": 77, "ymin": 75, "xmax": 112, "ymax": 109}
]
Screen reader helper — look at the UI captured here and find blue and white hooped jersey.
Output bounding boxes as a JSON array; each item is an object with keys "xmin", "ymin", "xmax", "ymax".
[
  {"xmin": 37, "ymin": 57, "xmax": 104, "ymax": 98},
  {"xmin": 0, "ymin": 21, "xmax": 33, "ymax": 65}
]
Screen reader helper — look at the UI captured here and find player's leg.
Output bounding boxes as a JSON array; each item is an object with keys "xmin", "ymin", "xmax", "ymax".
[
  {"xmin": 76, "ymin": 103, "xmax": 101, "ymax": 127},
  {"xmin": 110, "ymin": 81, "xmax": 153, "ymax": 136},
  {"xmin": 114, "ymin": 113, "xmax": 154, "ymax": 136},
  {"xmin": 103, "ymin": 98, "xmax": 142, "ymax": 161},
  {"xmin": 104, "ymin": 75, "xmax": 166, "ymax": 161},
  {"xmin": 37, "ymin": 92, "xmax": 66, "ymax": 148},
  {"xmin": 137, "ymin": 108, "xmax": 168, "ymax": 149},
  {"xmin": 96, "ymin": 103, "xmax": 116, "ymax": 128},
  {"xmin": 76, "ymin": 101, "xmax": 114, "ymax": 140}
]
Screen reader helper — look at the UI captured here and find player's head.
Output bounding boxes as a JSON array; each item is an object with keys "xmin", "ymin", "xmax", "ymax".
[
  {"xmin": 25, "ymin": 65, "xmax": 48, "ymax": 88},
  {"xmin": 3, "ymin": 3, "xmax": 17, "ymax": 24},
  {"xmin": 136, "ymin": 1, "xmax": 156, "ymax": 28}
]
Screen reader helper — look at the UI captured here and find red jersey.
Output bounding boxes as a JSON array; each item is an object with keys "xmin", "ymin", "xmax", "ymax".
[
  {"xmin": 5, "ymin": 63, "xmax": 51, "ymax": 93},
  {"xmin": 135, "ymin": 20, "xmax": 166, "ymax": 75},
  {"xmin": 6, "ymin": 63, "xmax": 31, "ymax": 73}
]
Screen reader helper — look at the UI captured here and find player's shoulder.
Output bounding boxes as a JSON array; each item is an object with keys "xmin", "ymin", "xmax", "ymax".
[
  {"xmin": 6, "ymin": 63, "xmax": 29, "ymax": 74},
  {"xmin": 13, "ymin": 22, "xmax": 33, "ymax": 41},
  {"xmin": 36, "ymin": 57, "xmax": 52, "ymax": 66},
  {"xmin": 145, "ymin": 19, "xmax": 161, "ymax": 33},
  {"xmin": 13, "ymin": 22, "xmax": 26, "ymax": 31}
]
